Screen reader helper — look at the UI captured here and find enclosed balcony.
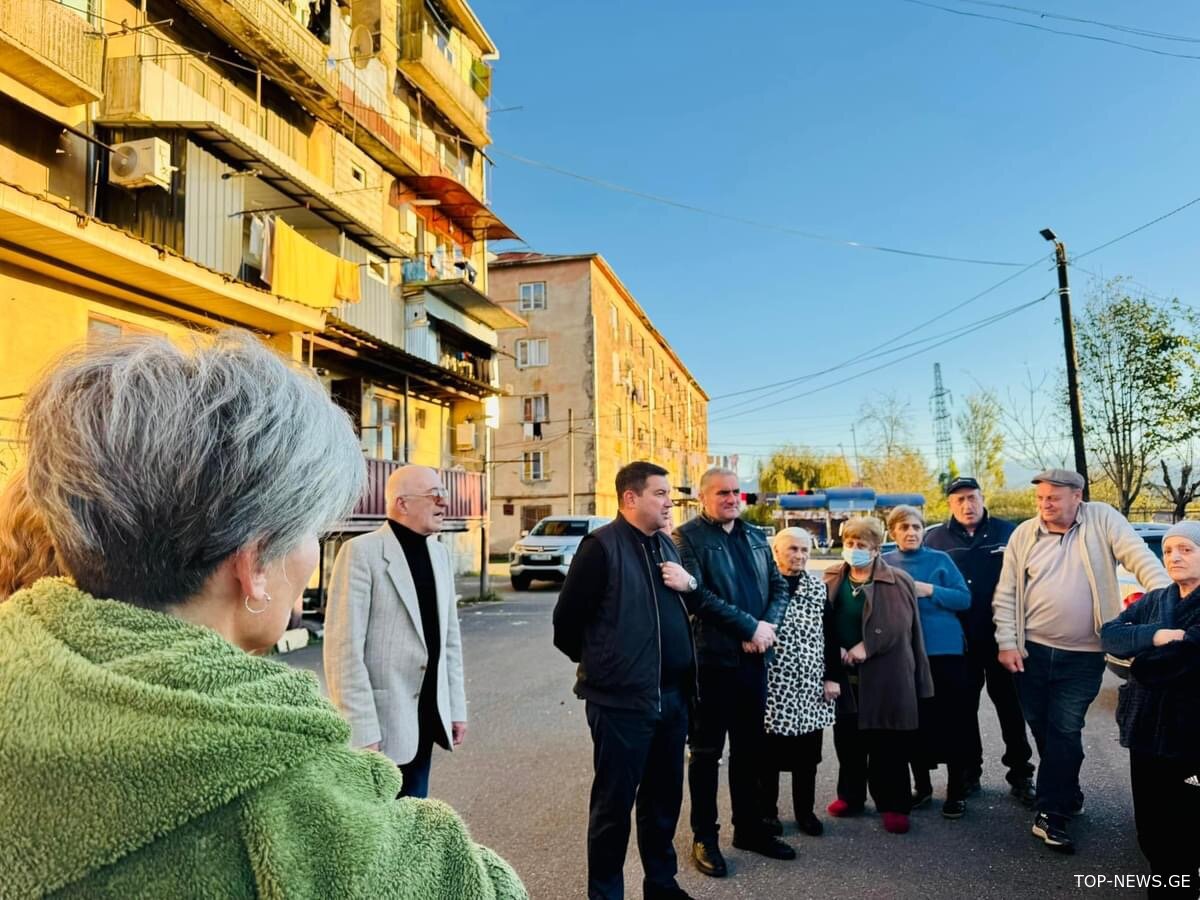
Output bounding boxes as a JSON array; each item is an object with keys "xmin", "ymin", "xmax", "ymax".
[
  {"xmin": 0, "ymin": 0, "xmax": 103, "ymax": 105},
  {"xmin": 174, "ymin": 0, "xmax": 340, "ymax": 105},
  {"xmin": 397, "ymin": 13, "xmax": 490, "ymax": 147}
]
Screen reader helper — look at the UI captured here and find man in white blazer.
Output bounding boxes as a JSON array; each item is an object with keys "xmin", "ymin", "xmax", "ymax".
[{"xmin": 325, "ymin": 464, "xmax": 467, "ymax": 798}]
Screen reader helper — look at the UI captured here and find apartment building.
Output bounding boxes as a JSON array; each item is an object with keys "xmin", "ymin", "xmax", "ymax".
[
  {"xmin": 487, "ymin": 253, "xmax": 709, "ymax": 553},
  {"xmin": 0, "ymin": 0, "xmax": 518, "ymax": 573}
]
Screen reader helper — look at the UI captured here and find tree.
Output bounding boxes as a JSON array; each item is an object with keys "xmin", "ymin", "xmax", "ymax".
[
  {"xmin": 1074, "ymin": 279, "xmax": 1200, "ymax": 515},
  {"xmin": 757, "ymin": 446, "xmax": 854, "ymax": 494},
  {"xmin": 1155, "ymin": 444, "xmax": 1200, "ymax": 522},
  {"xmin": 998, "ymin": 366, "xmax": 1070, "ymax": 471},
  {"xmin": 860, "ymin": 392, "xmax": 912, "ymax": 458},
  {"xmin": 955, "ymin": 390, "xmax": 1006, "ymax": 494}
]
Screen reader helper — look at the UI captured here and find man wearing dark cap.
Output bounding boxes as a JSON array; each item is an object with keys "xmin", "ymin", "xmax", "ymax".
[
  {"xmin": 993, "ymin": 469, "xmax": 1169, "ymax": 854},
  {"xmin": 924, "ymin": 476, "xmax": 1034, "ymax": 804}
]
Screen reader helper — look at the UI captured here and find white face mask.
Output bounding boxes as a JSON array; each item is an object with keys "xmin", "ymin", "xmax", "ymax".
[{"xmin": 842, "ymin": 547, "xmax": 873, "ymax": 569}]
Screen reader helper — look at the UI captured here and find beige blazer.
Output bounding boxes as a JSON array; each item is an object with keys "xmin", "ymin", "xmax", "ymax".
[{"xmin": 324, "ymin": 523, "xmax": 466, "ymax": 765}]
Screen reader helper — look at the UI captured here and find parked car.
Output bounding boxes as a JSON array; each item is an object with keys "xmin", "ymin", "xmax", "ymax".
[
  {"xmin": 1105, "ymin": 522, "xmax": 1169, "ymax": 679},
  {"xmin": 509, "ymin": 515, "xmax": 611, "ymax": 590}
]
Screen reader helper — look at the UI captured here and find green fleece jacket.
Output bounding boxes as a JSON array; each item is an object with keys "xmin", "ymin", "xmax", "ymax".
[{"xmin": 0, "ymin": 579, "xmax": 527, "ymax": 899}]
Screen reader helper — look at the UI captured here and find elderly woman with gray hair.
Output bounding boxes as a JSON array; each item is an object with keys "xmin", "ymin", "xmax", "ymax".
[{"xmin": 0, "ymin": 331, "xmax": 525, "ymax": 899}]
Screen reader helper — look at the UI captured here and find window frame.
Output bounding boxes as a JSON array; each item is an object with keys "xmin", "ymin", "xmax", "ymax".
[
  {"xmin": 518, "ymin": 281, "xmax": 547, "ymax": 312},
  {"xmin": 522, "ymin": 450, "xmax": 547, "ymax": 482},
  {"xmin": 516, "ymin": 337, "xmax": 549, "ymax": 368}
]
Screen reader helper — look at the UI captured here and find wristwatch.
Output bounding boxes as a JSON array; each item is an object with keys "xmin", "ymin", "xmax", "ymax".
[{"xmin": 686, "ymin": 575, "xmax": 698, "ymax": 593}]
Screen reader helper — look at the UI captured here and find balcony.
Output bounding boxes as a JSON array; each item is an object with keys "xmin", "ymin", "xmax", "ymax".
[
  {"xmin": 350, "ymin": 459, "xmax": 485, "ymax": 521},
  {"xmin": 397, "ymin": 18, "xmax": 490, "ymax": 147},
  {"xmin": 174, "ymin": 0, "xmax": 340, "ymax": 105},
  {"xmin": 0, "ymin": 0, "xmax": 103, "ymax": 105},
  {"xmin": 402, "ymin": 258, "xmax": 526, "ymax": 330}
]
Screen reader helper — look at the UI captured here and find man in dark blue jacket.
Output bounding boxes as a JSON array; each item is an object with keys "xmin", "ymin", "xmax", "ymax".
[
  {"xmin": 924, "ymin": 476, "xmax": 1034, "ymax": 802},
  {"xmin": 553, "ymin": 461, "xmax": 699, "ymax": 900},
  {"xmin": 673, "ymin": 467, "xmax": 793, "ymax": 877}
]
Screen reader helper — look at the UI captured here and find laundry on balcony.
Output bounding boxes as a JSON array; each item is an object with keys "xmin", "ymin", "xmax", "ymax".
[
  {"xmin": 334, "ymin": 257, "xmax": 362, "ymax": 303},
  {"xmin": 267, "ymin": 218, "xmax": 339, "ymax": 310}
]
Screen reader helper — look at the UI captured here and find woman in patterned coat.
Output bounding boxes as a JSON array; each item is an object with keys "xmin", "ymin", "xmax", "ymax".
[{"xmin": 761, "ymin": 528, "xmax": 841, "ymax": 837}]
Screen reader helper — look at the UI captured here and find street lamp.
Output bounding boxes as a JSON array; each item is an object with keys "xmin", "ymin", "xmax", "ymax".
[{"xmin": 1040, "ymin": 228, "xmax": 1090, "ymax": 499}]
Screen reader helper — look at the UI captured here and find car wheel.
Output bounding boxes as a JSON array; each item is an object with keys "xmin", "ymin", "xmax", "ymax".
[{"xmin": 511, "ymin": 573, "xmax": 533, "ymax": 591}]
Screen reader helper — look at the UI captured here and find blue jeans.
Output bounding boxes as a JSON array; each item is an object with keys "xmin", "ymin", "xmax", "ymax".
[
  {"xmin": 1014, "ymin": 641, "xmax": 1105, "ymax": 817},
  {"xmin": 398, "ymin": 739, "xmax": 434, "ymax": 799}
]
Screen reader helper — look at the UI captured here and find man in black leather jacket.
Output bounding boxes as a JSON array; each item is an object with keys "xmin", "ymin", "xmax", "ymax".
[{"xmin": 673, "ymin": 467, "xmax": 793, "ymax": 876}]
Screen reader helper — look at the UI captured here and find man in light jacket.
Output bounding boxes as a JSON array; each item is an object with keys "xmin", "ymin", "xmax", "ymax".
[
  {"xmin": 324, "ymin": 465, "xmax": 467, "ymax": 798},
  {"xmin": 993, "ymin": 469, "xmax": 1168, "ymax": 854}
]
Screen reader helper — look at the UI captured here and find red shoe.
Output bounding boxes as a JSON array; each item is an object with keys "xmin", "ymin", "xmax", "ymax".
[
  {"xmin": 826, "ymin": 798, "xmax": 862, "ymax": 818},
  {"xmin": 882, "ymin": 812, "xmax": 910, "ymax": 834}
]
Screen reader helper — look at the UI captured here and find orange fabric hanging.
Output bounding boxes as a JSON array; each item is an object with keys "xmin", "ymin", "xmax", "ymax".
[
  {"xmin": 270, "ymin": 219, "xmax": 338, "ymax": 309},
  {"xmin": 334, "ymin": 258, "xmax": 362, "ymax": 303}
]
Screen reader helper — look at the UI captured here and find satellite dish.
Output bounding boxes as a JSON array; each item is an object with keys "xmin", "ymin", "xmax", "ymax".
[
  {"xmin": 349, "ymin": 25, "xmax": 375, "ymax": 69},
  {"xmin": 110, "ymin": 144, "xmax": 139, "ymax": 178}
]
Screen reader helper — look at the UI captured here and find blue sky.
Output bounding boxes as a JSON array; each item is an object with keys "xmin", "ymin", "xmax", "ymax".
[{"xmin": 473, "ymin": 0, "xmax": 1200, "ymax": 477}]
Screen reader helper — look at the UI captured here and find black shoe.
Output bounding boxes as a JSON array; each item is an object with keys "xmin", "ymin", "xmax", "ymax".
[
  {"xmin": 796, "ymin": 812, "xmax": 824, "ymax": 836},
  {"xmin": 762, "ymin": 816, "xmax": 783, "ymax": 837},
  {"xmin": 942, "ymin": 798, "xmax": 967, "ymax": 819},
  {"xmin": 1032, "ymin": 813, "xmax": 1075, "ymax": 854},
  {"xmin": 644, "ymin": 881, "xmax": 695, "ymax": 900},
  {"xmin": 911, "ymin": 787, "xmax": 933, "ymax": 808},
  {"xmin": 1070, "ymin": 794, "xmax": 1085, "ymax": 816},
  {"xmin": 691, "ymin": 837, "xmax": 727, "ymax": 878},
  {"xmin": 1009, "ymin": 777, "xmax": 1036, "ymax": 807},
  {"xmin": 731, "ymin": 832, "xmax": 797, "ymax": 860}
]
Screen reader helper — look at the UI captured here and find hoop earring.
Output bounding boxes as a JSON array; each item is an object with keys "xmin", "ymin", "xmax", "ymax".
[{"xmin": 244, "ymin": 592, "xmax": 272, "ymax": 615}]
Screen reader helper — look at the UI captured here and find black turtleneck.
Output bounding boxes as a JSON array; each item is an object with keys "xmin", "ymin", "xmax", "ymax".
[{"xmin": 388, "ymin": 520, "xmax": 447, "ymax": 748}]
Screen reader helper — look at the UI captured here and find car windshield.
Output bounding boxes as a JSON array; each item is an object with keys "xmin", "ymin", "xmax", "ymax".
[
  {"xmin": 530, "ymin": 520, "xmax": 589, "ymax": 537},
  {"xmin": 1144, "ymin": 535, "xmax": 1163, "ymax": 561}
]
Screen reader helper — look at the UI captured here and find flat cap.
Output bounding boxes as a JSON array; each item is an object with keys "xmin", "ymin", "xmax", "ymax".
[
  {"xmin": 1031, "ymin": 468, "xmax": 1086, "ymax": 490},
  {"xmin": 945, "ymin": 476, "xmax": 981, "ymax": 495}
]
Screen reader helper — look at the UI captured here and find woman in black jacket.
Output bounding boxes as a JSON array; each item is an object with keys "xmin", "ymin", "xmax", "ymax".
[{"xmin": 1101, "ymin": 520, "xmax": 1200, "ymax": 894}]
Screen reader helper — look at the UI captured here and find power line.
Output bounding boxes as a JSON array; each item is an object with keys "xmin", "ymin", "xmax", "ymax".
[
  {"xmin": 1074, "ymin": 194, "xmax": 1200, "ymax": 261},
  {"xmin": 899, "ymin": 0, "xmax": 1200, "ymax": 61},
  {"xmin": 947, "ymin": 1, "xmax": 1200, "ymax": 45},
  {"xmin": 490, "ymin": 149, "xmax": 1028, "ymax": 267}
]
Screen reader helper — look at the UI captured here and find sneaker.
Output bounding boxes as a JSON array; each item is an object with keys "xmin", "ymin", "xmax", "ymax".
[
  {"xmin": 690, "ymin": 837, "xmax": 727, "ymax": 878},
  {"xmin": 762, "ymin": 815, "xmax": 783, "ymax": 837},
  {"xmin": 826, "ymin": 798, "xmax": 863, "ymax": 817},
  {"xmin": 731, "ymin": 832, "xmax": 797, "ymax": 860},
  {"xmin": 1032, "ymin": 813, "xmax": 1075, "ymax": 854},
  {"xmin": 797, "ymin": 812, "xmax": 824, "ymax": 836},
  {"xmin": 881, "ymin": 812, "xmax": 911, "ymax": 834},
  {"xmin": 1069, "ymin": 794, "xmax": 1085, "ymax": 816},
  {"xmin": 1009, "ymin": 777, "xmax": 1036, "ymax": 808},
  {"xmin": 942, "ymin": 798, "xmax": 967, "ymax": 819}
]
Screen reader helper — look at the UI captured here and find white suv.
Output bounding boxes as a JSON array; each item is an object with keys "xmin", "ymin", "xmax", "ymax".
[{"xmin": 509, "ymin": 515, "xmax": 611, "ymax": 590}]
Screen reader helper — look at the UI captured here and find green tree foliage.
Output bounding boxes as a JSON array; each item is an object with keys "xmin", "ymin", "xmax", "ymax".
[
  {"xmin": 757, "ymin": 445, "xmax": 855, "ymax": 493},
  {"xmin": 1075, "ymin": 279, "xmax": 1200, "ymax": 515},
  {"xmin": 955, "ymin": 390, "xmax": 1006, "ymax": 494}
]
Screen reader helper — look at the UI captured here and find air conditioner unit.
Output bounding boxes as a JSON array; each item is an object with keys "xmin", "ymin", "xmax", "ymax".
[
  {"xmin": 108, "ymin": 137, "xmax": 173, "ymax": 190},
  {"xmin": 455, "ymin": 422, "xmax": 476, "ymax": 450}
]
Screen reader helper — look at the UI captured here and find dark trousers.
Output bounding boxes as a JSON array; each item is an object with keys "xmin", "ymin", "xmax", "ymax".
[
  {"xmin": 586, "ymin": 688, "xmax": 688, "ymax": 900},
  {"xmin": 911, "ymin": 655, "xmax": 973, "ymax": 800},
  {"xmin": 964, "ymin": 641, "xmax": 1034, "ymax": 785},
  {"xmin": 688, "ymin": 656, "xmax": 768, "ymax": 840},
  {"xmin": 397, "ymin": 738, "xmax": 434, "ymax": 799},
  {"xmin": 1014, "ymin": 641, "xmax": 1104, "ymax": 816},
  {"xmin": 832, "ymin": 714, "xmax": 914, "ymax": 814},
  {"xmin": 1130, "ymin": 751, "xmax": 1200, "ymax": 897},
  {"xmin": 761, "ymin": 729, "xmax": 823, "ymax": 820}
]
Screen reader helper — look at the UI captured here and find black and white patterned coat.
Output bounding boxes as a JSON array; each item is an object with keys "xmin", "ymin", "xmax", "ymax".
[{"xmin": 765, "ymin": 572, "xmax": 837, "ymax": 737}]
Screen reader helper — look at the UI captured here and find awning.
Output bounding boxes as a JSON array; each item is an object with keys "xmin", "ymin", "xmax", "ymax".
[
  {"xmin": 405, "ymin": 275, "xmax": 526, "ymax": 329},
  {"xmin": 317, "ymin": 317, "xmax": 505, "ymax": 402},
  {"xmin": 401, "ymin": 174, "xmax": 518, "ymax": 241},
  {"xmin": 0, "ymin": 178, "xmax": 325, "ymax": 332}
]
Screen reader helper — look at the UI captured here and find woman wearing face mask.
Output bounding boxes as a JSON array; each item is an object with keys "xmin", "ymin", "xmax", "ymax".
[
  {"xmin": 824, "ymin": 515, "xmax": 933, "ymax": 835},
  {"xmin": 1101, "ymin": 521, "xmax": 1200, "ymax": 893},
  {"xmin": 882, "ymin": 505, "xmax": 972, "ymax": 819}
]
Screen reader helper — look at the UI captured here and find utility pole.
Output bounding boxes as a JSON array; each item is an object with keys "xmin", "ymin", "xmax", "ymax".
[
  {"xmin": 850, "ymin": 424, "xmax": 861, "ymax": 484},
  {"xmin": 1040, "ymin": 229, "xmax": 1090, "ymax": 499},
  {"xmin": 930, "ymin": 362, "xmax": 954, "ymax": 487},
  {"xmin": 568, "ymin": 407, "xmax": 575, "ymax": 515},
  {"xmin": 478, "ymin": 418, "xmax": 490, "ymax": 598}
]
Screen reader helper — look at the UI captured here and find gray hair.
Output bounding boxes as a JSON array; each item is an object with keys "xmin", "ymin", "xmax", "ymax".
[
  {"xmin": 699, "ymin": 466, "xmax": 738, "ymax": 493},
  {"xmin": 22, "ymin": 330, "xmax": 365, "ymax": 610},
  {"xmin": 776, "ymin": 526, "xmax": 813, "ymax": 548}
]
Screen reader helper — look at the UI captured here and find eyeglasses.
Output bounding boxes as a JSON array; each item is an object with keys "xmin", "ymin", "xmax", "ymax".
[{"xmin": 401, "ymin": 487, "xmax": 449, "ymax": 501}]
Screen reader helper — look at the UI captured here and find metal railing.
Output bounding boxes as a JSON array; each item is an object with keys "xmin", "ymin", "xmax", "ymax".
[
  {"xmin": 0, "ymin": 0, "xmax": 103, "ymax": 103},
  {"xmin": 350, "ymin": 458, "xmax": 485, "ymax": 520}
]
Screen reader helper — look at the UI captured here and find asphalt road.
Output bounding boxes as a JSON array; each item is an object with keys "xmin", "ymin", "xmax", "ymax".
[{"xmin": 287, "ymin": 579, "xmax": 1150, "ymax": 900}]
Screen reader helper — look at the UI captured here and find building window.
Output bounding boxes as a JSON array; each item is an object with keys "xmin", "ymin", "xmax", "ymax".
[
  {"xmin": 518, "ymin": 282, "xmax": 547, "ymax": 311},
  {"xmin": 516, "ymin": 338, "xmax": 549, "ymax": 368},
  {"xmin": 614, "ymin": 405, "xmax": 623, "ymax": 433},
  {"xmin": 521, "ymin": 503, "xmax": 552, "ymax": 533},
  {"xmin": 609, "ymin": 302, "xmax": 618, "ymax": 333},
  {"xmin": 625, "ymin": 321, "xmax": 632, "ymax": 346},
  {"xmin": 87, "ymin": 314, "xmax": 156, "ymax": 341},
  {"xmin": 366, "ymin": 255, "xmax": 387, "ymax": 283},
  {"xmin": 350, "ymin": 162, "xmax": 366, "ymax": 185},
  {"xmin": 523, "ymin": 394, "xmax": 549, "ymax": 423},
  {"xmin": 522, "ymin": 450, "xmax": 547, "ymax": 482},
  {"xmin": 612, "ymin": 351, "xmax": 622, "ymax": 386}
]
